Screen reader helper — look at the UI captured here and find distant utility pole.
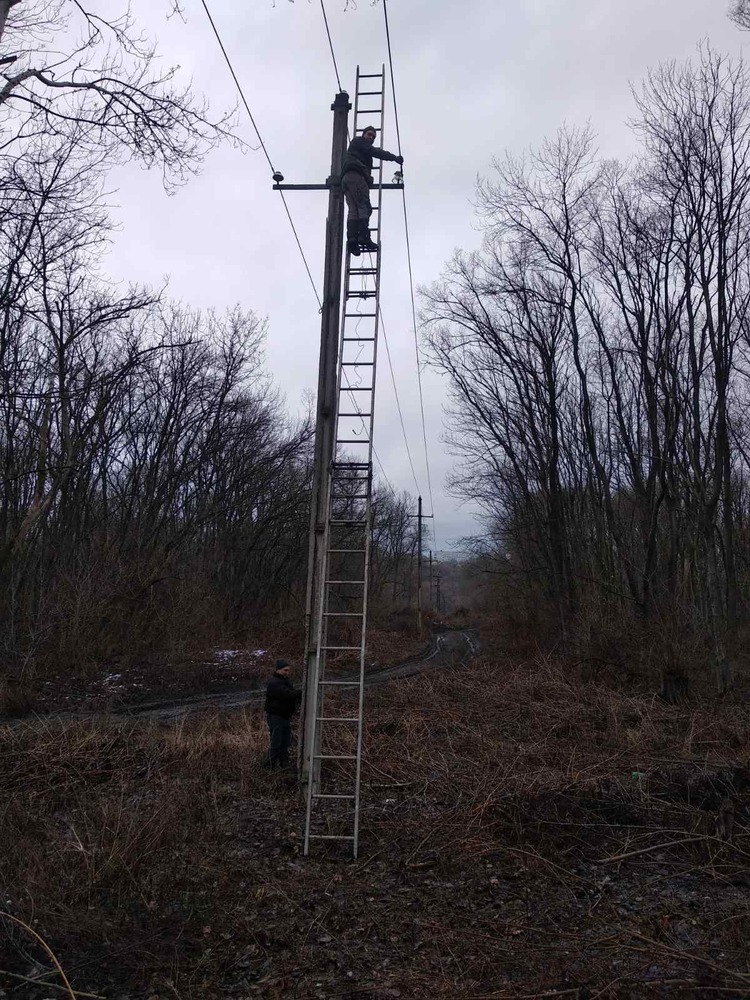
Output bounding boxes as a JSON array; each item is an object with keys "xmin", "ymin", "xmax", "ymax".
[
  {"xmin": 417, "ymin": 495, "xmax": 422, "ymax": 634},
  {"xmin": 410, "ymin": 496, "xmax": 433, "ymax": 635},
  {"xmin": 0, "ymin": 0, "xmax": 20, "ymax": 46},
  {"xmin": 428, "ymin": 549, "xmax": 442, "ymax": 614}
]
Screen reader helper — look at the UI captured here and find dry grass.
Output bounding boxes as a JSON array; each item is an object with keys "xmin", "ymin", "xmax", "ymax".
[
  {"xmin": 11, "ymin": 622, "xmax": 429, "ymax": 716},
  {"xmin": 1, "ymin": 653, "xmax": 750, "ymax": 998},
  {"xmin": 0, "ymin": 680, "xmax": 36, "ymax": 717}
]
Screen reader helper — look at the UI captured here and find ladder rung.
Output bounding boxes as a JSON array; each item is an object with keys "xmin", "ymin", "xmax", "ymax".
[
  {"xmin": 341, "ymin": 361, "xmax": 375, "ymax": 366},
  {"xmin": 312, "ymin": 793, "xmax": 356, "ymax": 799},
  {"xmin": 356, "ymin": 109, "xmax": 382, "ymax": 115},
  {"xmin": 329, "ymin": 548, "xmax": 366, "ymax": 553},
  {"xmin": 308, "ymin": 834, "xmax": 356, "ymax": 840},
  {"xmin": 323, "ymin": 612, "xmax": 365, "ymax": 617},
  {"xmin": 314, "ymin": 754, "xmax": 358, "ymax": 760},
  {"xmin": 330, "ymin": 519, "xmax": 367, "ymax": 524},
  {"xmin": 316, "ymin": 717, "xmax": 360, "ymax": 722},
  {"xmin": 335, "ymin": 386, "xmax": 373, "ymax": 391},
  {"xmin": 337, "ymin": 411, "xmax": 372, "ymax": 416},
  {"xmin": 331, "ymin": 494, "xmax": 368, "ymax": 499},
  {"xmin": 326, "ymin": 580, "xmax": 365, "ymax": 584},
  {"xmin": 349, "ymin": 268, "xmax": 378, "ymax": 274},
  {"xmin": 320, "ymin": 681, "xmax": 361, "ymax": 686},
  {"xmin": 358, "ymin": 91, "xmax": 383, "ymax": 96},
  {"xmin": 343, "ymin": 313, "xmax": 376, "ymax": 318},
  {"xmin": 321, "ymin": 645, "xmax": 361, "ymax": 650},
  {"xmin": 336, "ymin": 438, "xmax": 370, "ymax": 444},
  {"xmin": 358, "ymin": 73, "xmax": 384, "ymax": 78}
]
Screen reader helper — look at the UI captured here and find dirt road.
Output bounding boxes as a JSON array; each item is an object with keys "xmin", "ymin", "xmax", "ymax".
[{"xmin": 0, "ymin": 627, "xmax": 478, "ymax": 725}]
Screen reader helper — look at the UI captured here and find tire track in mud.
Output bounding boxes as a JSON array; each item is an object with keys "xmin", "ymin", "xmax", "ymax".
[{"xmin": 0, "ymin": 628, "xmax": 479, "ymax": 726}]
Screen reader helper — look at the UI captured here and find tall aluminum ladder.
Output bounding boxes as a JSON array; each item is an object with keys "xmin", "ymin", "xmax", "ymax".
[{"xmin": 303, "ymin": 67, "xmax": 388, "ymax": 858}]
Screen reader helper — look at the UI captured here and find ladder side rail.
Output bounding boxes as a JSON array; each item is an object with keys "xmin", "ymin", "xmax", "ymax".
[
  {"xmin": 352, "ymin": 66, "xmax": 387, "ymax": 859},
  {"xmin": 340, "ymin": 66, "xmax": 362, "ymax": 300},
  {"xmin": 304, "ymin": 73, "xmax": 367, "ymax": 855},
  {"xmin": 337, "ymin": 64, "xmax": 382, "ymax": 447},
  {"xmin": 306, "ymin": 68, "xmax": 387, "ymax": 856}
]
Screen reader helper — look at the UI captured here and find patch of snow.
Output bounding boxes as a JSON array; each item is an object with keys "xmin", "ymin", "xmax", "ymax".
[
  {"xmin": 214, "ymin": 649, "xmax": 243, "ymax": 661},
  {"xmin": 251, "ymin": 649, "xmax": 267, "ymax": 658}
]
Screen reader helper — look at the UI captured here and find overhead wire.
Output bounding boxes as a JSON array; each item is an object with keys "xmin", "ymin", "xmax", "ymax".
[
  {"xmin": 198, "ymin": 2, "xmax": 397, "ymax": 498},
  {"xmin": 382, "ymin": 0, "xmax": 439, "ymax": 548},
  {"xmin": 199, "ymin": 0, "xmax": 322, "ymax": 309},
  {"xmin": 319, "ymin": 0, "xmax": 342, "ymax": 92},
  {"xmin": 378, "ymin": 306, "xmax": 421, "ymax": 497},
  {"xmin": 318, "ymin": 2, "xmax": 417, "ymax": 500}
]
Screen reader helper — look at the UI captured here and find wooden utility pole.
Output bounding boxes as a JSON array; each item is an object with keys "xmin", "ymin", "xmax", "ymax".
[
  {"xmin": 417, "ymin": 495, "xmax": 423, "ymax": 635},
  {"xmin": 410, "ymin": 496, "xmax": 433, "ymax": 635},
  {"xmin": 296, "ymin": 90, "xmax": 351, "ymax": 785},
  {"xmin": 276, "ymin": 88, "xmax": 404, "ymax": 787}
]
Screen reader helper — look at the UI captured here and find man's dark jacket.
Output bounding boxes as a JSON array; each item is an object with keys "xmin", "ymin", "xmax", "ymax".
[
  {"xmin": 265, "ymin": 672, "xmax": 301, "ymax": 719},
  {"xmin": 342, "ymin": 136, "xmax": 400, "ymax": 183}
]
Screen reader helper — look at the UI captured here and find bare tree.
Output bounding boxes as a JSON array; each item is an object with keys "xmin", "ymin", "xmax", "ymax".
[
  {"xmin": 0, "ymin": 1, "xmax": 235, "ymax": 184},
  {"xmin": 426, "ymin": 46, "xmax": 750, "ymax": 694},
  {"xmin": 729, "ymin": 1, "xmax": 750, "ymax": 29}
]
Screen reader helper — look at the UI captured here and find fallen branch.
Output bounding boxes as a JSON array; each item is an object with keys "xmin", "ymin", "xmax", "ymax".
[
  {"xmin": 0, "ymin": 968, "xmax": 103, "ymax": 998},
  {"xmin": 626, "ymin": 929, "xmax": 750, "ymax": 983},
  {"xmin": 0, "ymin": 912, "xmax": 77, "ymax": 998},
  {"xmin": 594, "ymin": 833, "xmax": 750, "ymax": 865}
]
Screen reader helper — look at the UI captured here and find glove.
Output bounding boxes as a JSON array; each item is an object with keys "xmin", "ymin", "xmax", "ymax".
[{"xmin": 395, "ymin": 155, "xmax": 404, "ymax": 165}]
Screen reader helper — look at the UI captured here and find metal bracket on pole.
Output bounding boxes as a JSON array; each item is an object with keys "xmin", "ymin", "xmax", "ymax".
[{"xmin": 273, "ymin": 183, "xmax": 404, "ymax": 191}]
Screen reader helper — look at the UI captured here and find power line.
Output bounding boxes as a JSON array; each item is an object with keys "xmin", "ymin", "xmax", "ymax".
[
  {"xmin": 339, "ymin": 362, "xmax": 396, "ymax": 496},
  {"xmin": 200, "ymin": 4, "xmax": 401, "ymax": 507},
  {"xmin": 319, "ymin": 0, "xmax": 342, "ymax": 92},
  {"xmin": 317, "ymin": 8, "xmax": 414, "ymax": 501},
  {"xmin": 382, "ymin": 0, "xmax": 439, "ymax": 548},
  {"xmin": 378, "ymin": 306, "xmax": 422, "ymax": 497},
  {"xmin": 356, "ymin": 262, "xmax": 422, "ymax": 498},
  {"xmin": 199, "ymin": 0, "xmax": 322, "ymax": 309},
  {"xmin": 372, "ymin": 445, "xmax": 397, "ymax": 496},
  {"xmin": 279, "ymin": 191, "xmax": 322, "ymax": 309}
]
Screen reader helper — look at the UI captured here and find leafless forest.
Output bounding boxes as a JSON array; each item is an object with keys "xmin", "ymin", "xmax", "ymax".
[
  {"xmin": 426, "ymin": 46, "xmax": 750, "ymax": 695},
  {"xmin": 0, "ymin": 4, "xmax": 422, "ymax": 704},
  {"xmin": 3, "ymin": 5, "xmax": 750, "ymax": 999}
]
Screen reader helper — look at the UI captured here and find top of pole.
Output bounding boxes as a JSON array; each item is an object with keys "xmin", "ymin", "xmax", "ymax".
[{"xmin": 332, "ymin": 91, "xmax": 351, "ymax": 111}]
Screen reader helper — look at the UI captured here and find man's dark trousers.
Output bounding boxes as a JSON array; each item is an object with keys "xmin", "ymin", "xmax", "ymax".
[
  {"xmin": 342, "ymin": 171, "xmax": 372, "ymax": 223},
  {"xmin": 266, "ymin": 713, "xmax": 291, "ymax": 767}
]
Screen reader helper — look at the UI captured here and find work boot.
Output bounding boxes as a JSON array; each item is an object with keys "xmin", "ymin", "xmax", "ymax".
[
  {"xmin": 347, "ymin": 220, "xmax": 361, "ymax": 256},
  {"xmin": 358, "ymin": 221, "xmax": 379, "ymax": 252}
]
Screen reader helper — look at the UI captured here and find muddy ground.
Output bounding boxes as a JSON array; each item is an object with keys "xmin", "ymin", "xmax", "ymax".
[
  {"xmin": 4, "ymin": 626, "xmax": 430, "ymax": 719},
  {"xmin": 2, "ymin": 643, "xmax": 750, "ymax": 999}
]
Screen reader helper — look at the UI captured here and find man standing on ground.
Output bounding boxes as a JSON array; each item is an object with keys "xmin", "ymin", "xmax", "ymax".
[
  {"xmin": 342, "ymin": 125, "xmax": 403, "ymax": 256},
  {"xmin": 264, "ymin": 659, "xmax": 301, "ymax": 768}
]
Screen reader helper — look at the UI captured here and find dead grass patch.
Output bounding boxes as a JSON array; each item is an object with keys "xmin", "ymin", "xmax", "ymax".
[{"xmin": 1, "ymin": 654, "xmax": 749, "ymax": 998}]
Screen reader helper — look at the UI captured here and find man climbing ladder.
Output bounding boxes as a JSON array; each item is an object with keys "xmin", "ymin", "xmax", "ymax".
[{"xmin": 342, "ymin": 125, "xmax": 403, "ymax": 255}]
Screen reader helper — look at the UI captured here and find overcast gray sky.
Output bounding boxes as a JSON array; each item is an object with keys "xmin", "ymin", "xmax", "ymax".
[{"xmin": 103, "ymin": 0, "xmax": 744, "ymax": 552}]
